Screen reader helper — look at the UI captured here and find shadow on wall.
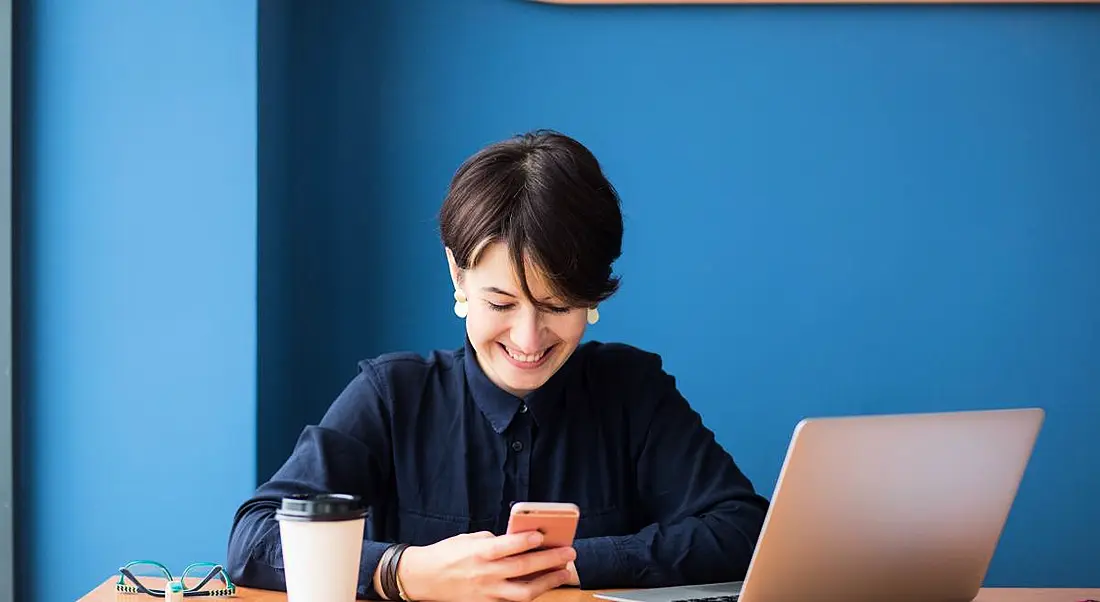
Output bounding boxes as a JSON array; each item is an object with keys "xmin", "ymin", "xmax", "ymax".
[{"xmin": 258, "ymin": 0, "xmax": 461, "ymax": 481}]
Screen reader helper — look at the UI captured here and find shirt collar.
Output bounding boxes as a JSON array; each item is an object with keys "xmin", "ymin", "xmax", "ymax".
[{"xmin": 461, "ymin": 337, "xmax": 580, "ymax": 434}]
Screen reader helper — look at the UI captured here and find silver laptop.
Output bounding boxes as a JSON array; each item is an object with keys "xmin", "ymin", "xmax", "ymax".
[{"xmin": 596, "ymin": 407, "xmax": 1044, "ymax": 602}]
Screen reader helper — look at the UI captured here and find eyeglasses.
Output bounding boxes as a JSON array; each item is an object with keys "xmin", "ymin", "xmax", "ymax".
[{"xmin": 116, "ymin": 560, "xmax": 237, "ymax": 597}]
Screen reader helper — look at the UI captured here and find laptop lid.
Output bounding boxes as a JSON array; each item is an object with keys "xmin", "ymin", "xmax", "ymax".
[{"xmin": 738, "ymin": 407, "xmax": 1044, "ymax": 602}]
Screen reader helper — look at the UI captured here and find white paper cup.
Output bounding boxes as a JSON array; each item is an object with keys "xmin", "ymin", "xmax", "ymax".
[{"xmin": 276, "ymin": 493, "xmax": 367, "ymax": 602}]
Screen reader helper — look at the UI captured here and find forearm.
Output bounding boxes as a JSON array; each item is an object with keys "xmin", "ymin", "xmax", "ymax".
[
  {"xmin": 227, "ymin": 369, "xmax": 397, "ymax": 597},
  {"xmin": 571, "ymin": 503, "xmax": 766, "ymax": 589},
  {"xmin": 597, "ymin": 357, "xmax": 771, "ymax": 589},
  {"xmin": 225, "ymin": 501, "xmax": 286, "ymax": 592},
  {"xmin": 227, "ymin": 498, "xmax": 395, "ymax": 600}
]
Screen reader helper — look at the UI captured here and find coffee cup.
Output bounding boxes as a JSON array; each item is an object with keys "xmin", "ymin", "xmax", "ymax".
[{"xmin": 276, "ymin": 493, "xmax": 367, "ymax": 602}]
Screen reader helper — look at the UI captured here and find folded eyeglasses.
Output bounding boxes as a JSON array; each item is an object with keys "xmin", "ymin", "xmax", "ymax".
[{"xmin": 116, "ymin": 560, "xmax": 236, "ymax": 598}]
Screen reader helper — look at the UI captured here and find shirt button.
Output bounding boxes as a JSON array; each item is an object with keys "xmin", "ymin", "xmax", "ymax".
[
  {"xmin": 511, "ymin": 440, "xmax": 524, "ymax": 452},
  {"xmin": 519, "ymin": 403, "xmax": 528, "ymax": 413}
]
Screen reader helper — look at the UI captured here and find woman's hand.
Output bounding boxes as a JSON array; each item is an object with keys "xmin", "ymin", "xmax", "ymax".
[
  {"xmin": 566, "ymin": 560, "xmax": 580, "ymax": 587},
  {"xmin": 393, "ymin": 530, "xmax": 576, "ymax": 602}
]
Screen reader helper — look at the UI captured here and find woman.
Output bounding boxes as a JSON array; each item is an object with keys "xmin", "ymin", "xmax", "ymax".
[{"xmin": 227, "ymin": 130, "xmax": 770, "ymax": 602}]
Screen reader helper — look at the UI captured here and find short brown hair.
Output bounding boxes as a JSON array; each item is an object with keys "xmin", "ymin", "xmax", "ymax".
[{"xmin": 439, "ymin": 130, "xmax": 623, "ymax": 310}]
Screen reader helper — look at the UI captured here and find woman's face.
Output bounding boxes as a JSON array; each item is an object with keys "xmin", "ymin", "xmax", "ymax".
[{"xmin": 449, "ymin": 241, "xmax": 589, "ymax": 398}]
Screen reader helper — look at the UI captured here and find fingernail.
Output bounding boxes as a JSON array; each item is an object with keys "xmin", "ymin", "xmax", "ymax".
[
  {"xmin": 528, "ymin": 532, "xmax": 543, "ymax": 545},
  {"xmin": 562, "ymin": 547, "xmax": 576, "ymax": 561}
]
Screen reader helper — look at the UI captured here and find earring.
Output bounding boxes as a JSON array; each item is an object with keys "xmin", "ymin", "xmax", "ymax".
[
  {"xmin": 587, "ymin": 307, "xmax": 600, "ymax": 325},
  {"xmin": 453, "ymin": 290, "xmax": 468, "ymax": 318}
]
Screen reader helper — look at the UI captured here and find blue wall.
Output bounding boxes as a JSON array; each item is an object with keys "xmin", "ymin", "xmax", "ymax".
[
  {"xmin": 257, "ymin": 0, "xmax": 1100, "ymax": 587},
  {"xmin": 19, "ymin": 1, "xmax": 257, "ymax": 600}
]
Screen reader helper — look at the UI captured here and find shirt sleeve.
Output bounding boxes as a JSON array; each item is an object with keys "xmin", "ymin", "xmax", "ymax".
[
  {"xmin": 226, "ymin": 364, "xmax": 395, "ymax": 600},
  {"xmin": 571, "ymin": 360, "xmax": 770, "ymax": 589}
]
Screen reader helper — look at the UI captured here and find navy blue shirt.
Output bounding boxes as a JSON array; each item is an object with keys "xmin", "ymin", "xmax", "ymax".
[{"xmin": 226, "ymin": 338, "xmax": 769, "ymax": 598}]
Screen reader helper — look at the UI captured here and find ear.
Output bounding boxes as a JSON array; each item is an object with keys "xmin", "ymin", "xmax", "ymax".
[{"xmin": 445, "ymin": 247, "xmax": 462, "ymax": 291}]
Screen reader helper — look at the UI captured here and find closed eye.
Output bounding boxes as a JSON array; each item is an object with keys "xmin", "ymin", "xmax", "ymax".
[{"xmin": 485, "ymin": 300, "xmax": 572, "ymax": 314}]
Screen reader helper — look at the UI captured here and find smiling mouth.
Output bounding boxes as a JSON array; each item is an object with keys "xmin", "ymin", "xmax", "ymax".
[{"xmin": 499, "ymin": 342, "xmax": 554, "ymax": 368}]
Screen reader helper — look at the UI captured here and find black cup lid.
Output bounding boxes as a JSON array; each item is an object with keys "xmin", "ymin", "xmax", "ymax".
[{"xmin": 275, "ymin": 493, "xmax": 367, "ymax": 522}]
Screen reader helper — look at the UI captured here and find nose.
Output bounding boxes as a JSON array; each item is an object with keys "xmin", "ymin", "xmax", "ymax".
[{"xmin": 509, "ymin": 308, "xmax": 542, "ymax": 353}]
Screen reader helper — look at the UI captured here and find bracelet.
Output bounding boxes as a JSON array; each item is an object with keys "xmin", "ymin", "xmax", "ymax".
[
  {"xmin": 390, "ymin": 544, "xmax": 410, "ymax": 601},
  {"xmin": 379, "ymin": 543, "xmax": 410, "ymax": 601}
]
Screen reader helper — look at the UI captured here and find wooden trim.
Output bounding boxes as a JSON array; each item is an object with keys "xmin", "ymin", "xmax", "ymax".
[{"xmin": 77, "ymin": 579, "xmax": 1100, "ymax": 602}]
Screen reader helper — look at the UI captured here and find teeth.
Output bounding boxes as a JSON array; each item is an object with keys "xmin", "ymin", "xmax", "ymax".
[{"xmin": 505, "ymin": 345, "xmax": 547, "ymax": 363}]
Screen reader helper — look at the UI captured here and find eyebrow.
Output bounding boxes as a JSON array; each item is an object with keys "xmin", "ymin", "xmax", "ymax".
[
  {"xmin": 481, "ymin": 286, "xmax": 560, "ymax": 304},
  {"xmin": 481, "ymin": 286, "xmax": 517, "ymax": 298}
]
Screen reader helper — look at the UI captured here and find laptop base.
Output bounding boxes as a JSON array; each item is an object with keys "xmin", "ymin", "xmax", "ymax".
[{"xmin": 594, "ymin": 581, "xmax": 743, "ymax": 602}]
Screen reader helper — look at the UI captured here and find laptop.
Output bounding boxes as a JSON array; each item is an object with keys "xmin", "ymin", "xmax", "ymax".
[{"xmin": 595, "ymin": 407, "xmax": 1045, "ymax": 602}]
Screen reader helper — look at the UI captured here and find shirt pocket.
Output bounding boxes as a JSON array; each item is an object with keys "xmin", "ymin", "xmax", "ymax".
[
  {"xmin": 398, "ymin": 509, "xmax": 470, "ymax": 546},
  {"xmin": 576, "ymin": 505, "xmax": 632, "ymax": 539}
]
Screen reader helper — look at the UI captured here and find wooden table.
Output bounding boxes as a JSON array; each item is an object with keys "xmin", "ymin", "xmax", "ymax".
[{"xmin": 79, "ymin": 576, "xmax": 1100, "ymax": 601}]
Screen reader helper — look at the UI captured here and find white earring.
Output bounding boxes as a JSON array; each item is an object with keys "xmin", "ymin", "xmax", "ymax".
[
  {"xmin": 453, "ymin": 290, "xmax": 468, "ymax": 318},
  {"xmin": 587, "ymin": 307, "xmax": 600, "ymax": 325}
]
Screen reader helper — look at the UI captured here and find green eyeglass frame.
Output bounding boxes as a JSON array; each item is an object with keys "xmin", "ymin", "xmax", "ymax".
[{"xmin": 116, "ymin": 560, "xmax": 236, "ymax": 598}]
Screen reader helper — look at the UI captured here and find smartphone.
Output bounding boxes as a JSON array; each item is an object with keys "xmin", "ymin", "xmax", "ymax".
[{"xmin": 506, "ymin": 501, "xmax": 580, "ymax": 549}]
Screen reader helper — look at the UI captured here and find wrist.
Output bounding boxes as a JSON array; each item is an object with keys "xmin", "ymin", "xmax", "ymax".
[
  {"xmin": 396, "ymin": 545, "xmax": 431, "ymax": 601},
  {"xmin": 372, "ymin": 557, "xmax": 386, "ymax": 598}
]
